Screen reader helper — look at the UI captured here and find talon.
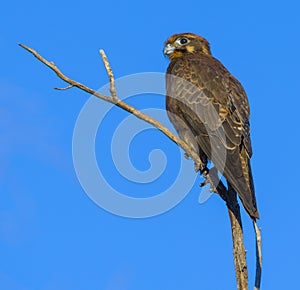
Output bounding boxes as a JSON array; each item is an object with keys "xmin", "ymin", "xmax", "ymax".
[
  {"xmin": 209, "ymin": 185, "xmax": 215, "ymax": 192},
  {"xmin": 200, "ymin": 179, "xmax": 209, "ymax": 187},
  {"xmin": 200, "ymin": 166, "xmax": 209, "ymax": 176}
]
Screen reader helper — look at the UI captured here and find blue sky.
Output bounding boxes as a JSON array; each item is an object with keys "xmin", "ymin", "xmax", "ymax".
[{"xmin": 1, "ymin": 0, "xmax": 300, "ymax": 289}]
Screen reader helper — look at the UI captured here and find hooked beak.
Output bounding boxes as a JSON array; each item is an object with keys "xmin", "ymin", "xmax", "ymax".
[{"xmin": 163, "ymin": 43, "xmax": 175, "ymax": 55}]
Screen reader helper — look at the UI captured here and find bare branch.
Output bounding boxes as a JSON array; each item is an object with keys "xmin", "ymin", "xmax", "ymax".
[
  {"xmin": 54, "ymin": 84, "xmax": 74, "ymax": 90},
  {"xmin": 99, "ymin": 49, "xmax": 118, "ymax": 101},
  {"xmin": 19, "ymin": 43, "xmax": 204, "ymax": 171},
  {"xmin": 18, "ymin": 43, "xmax": 112, "ymax": 103},
  {"xmin": 209, "ymin": 168, "xmax": 249, "ymax": 290},
  {"xmin": 254, "ymin": 220, "xmax": 262, "ymax": 290}
]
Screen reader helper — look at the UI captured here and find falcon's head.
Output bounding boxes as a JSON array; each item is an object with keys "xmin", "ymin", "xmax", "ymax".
[{"xmin": 164, "ymin": 33, "xmax": 211, "ymax": 60}]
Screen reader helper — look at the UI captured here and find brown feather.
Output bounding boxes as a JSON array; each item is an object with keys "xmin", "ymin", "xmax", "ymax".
[{"xmin": 165, "ymin": 33, "xmax": 259, "ymax": 219}]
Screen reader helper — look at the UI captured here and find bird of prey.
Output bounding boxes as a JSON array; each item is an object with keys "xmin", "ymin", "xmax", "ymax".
[{"xmin": 164, "ymin": 33, "xmax": 259, "ymax": 219}]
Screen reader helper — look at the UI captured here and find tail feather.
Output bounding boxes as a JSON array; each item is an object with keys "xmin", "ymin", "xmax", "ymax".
[
  {"xmin": 233, "ymin": 149, "xmax": 259, "ymax": 219},
  {"xmin": 222, "ymin": 146, "xmax": 259, "ymax": 219}
]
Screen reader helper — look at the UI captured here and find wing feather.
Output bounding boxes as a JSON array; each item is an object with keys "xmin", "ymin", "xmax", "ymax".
[{"xmin": 166, "ymin": 53, "xmax": 259, "ymax": 218}]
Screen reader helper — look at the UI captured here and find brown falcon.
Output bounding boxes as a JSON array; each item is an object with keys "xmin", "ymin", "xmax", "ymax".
[{"xmin": 164, "ymin": 33, "xmax": 259, "ymax": 219}]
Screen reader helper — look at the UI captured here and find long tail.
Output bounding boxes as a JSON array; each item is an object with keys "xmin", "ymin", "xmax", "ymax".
[{"xmin": 234, "ymin": 148, "xmax": 259, "ymax": 219}]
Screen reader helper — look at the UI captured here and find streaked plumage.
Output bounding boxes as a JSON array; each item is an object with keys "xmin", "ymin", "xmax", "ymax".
[{"xmin": 164, "ymin": 33, "xmax": 259, "ymax": 219}]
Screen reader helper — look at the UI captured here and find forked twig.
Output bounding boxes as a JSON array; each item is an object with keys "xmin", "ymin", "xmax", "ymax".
[{"xmin": 99, "ymin": 49, "xmax": 118, "ymax": 101}]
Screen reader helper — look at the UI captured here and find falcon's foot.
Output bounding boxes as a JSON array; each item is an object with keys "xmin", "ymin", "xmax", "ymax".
[
  {"xmin": 199, "ymin": 177, "xmax": 216, "ymax": 193},
  {"xmin": 200, "ymin": 166, "xmax": 209, "ymax": 176},
  {"xmin": 193, "ymin": 162, "xmax": 208, "ymax": 174},
  {"xmin": 184, "ymin": 153, "xmax": 208, "ymax": 174}
]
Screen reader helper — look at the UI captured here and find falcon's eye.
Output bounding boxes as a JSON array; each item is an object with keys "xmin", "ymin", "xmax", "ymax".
[{"xmin": 176, "ymin": 37, "xmax": 190, "ymax": 46}]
